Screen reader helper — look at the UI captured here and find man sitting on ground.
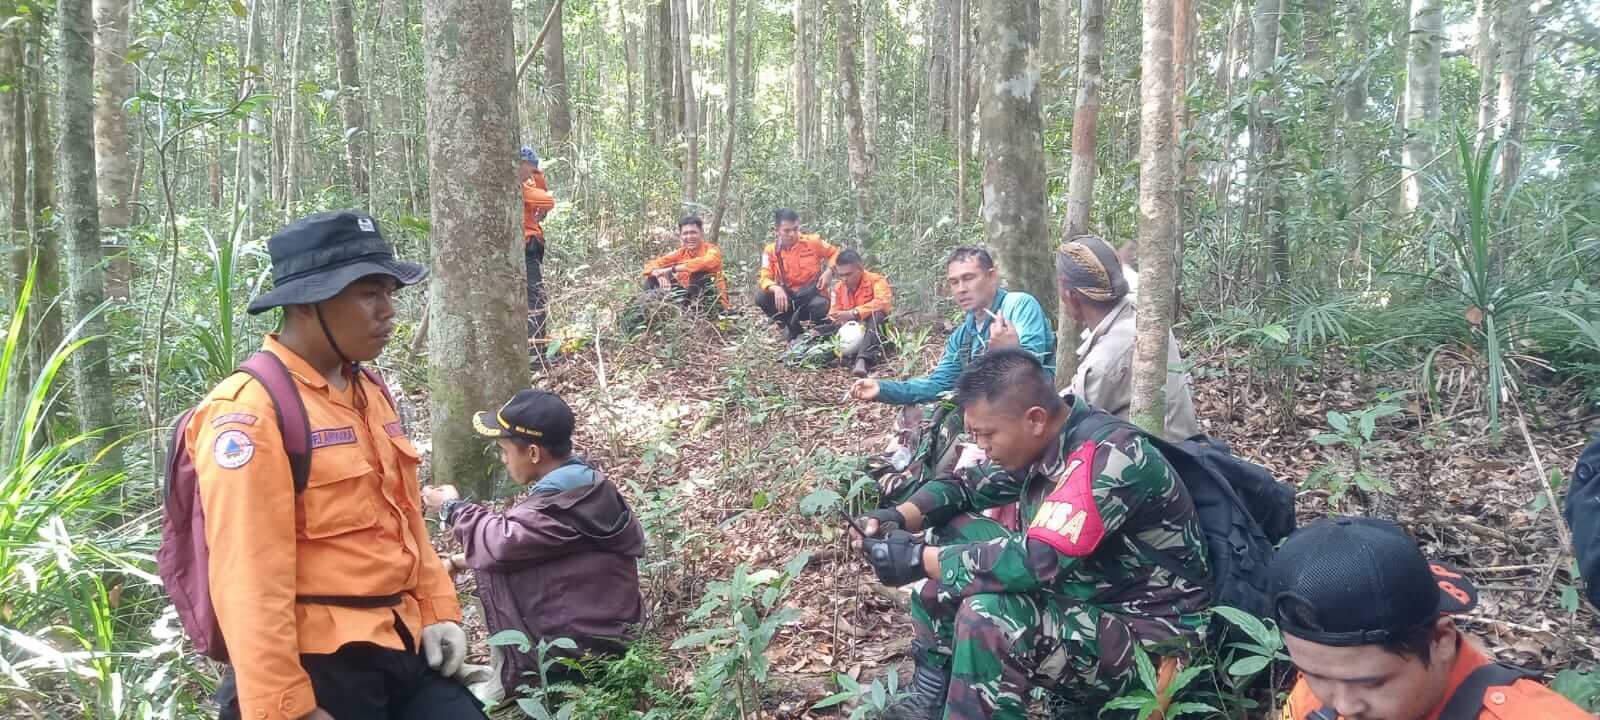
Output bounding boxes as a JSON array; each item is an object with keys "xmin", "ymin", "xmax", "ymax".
[
  {"xmin": 1056, "ymin": 235, "xmax": 1200, "ymax": 441},
  {"xmin": 1272, "ymin": 516, "xmax": 1589, "ymax": 719},
  {"xmin": 422, "ymin": 390, "xmax": 646, "ymax": 700},
  {"xmin": 754, "ymin": 208, "xmax": 839, "ymax": 341},
  {"xmin": 852, "ymin": 350, "xmax": 1210, "ymax": 720},
  {"xmin": 820, "ymin": 249, "xmax": 893, "ymax": 378},
  {"xmin": 1565, "ymin": 433, "xmax": 1600, "ymax": 609},
  {"xmin": 640, "ymin": 215, "xmax": 729, "ymax": 313}
]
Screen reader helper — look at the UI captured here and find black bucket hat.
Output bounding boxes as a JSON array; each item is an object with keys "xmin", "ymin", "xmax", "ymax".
[{"xmin": 247, "ymin": 211, "xmax": 428, "ymax": 314}]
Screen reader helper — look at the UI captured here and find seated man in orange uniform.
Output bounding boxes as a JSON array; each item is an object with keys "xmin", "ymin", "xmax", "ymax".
[
  {"xmin": 1271, "ymin": 516, "xmax": 1591, "ymax": 720},
  {"xmin": 639, "ymin": 215, "xmax": 729, "ymax": 314},
  {"xmin": 819, "ymin": 249, "xmax": 893, "ymax": 378},
  {"xmin": 754, "ymin": 208, "xmax": 839, "ymax": 341}
]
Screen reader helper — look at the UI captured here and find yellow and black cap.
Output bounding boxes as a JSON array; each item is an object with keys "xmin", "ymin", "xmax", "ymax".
[{"xmin": 472, "ymin": 389, "xmax": 574, "ymax": 446}]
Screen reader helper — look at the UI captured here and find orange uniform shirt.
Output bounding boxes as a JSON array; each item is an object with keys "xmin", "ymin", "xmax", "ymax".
[
  {"xmin": 522, "ymin": 173, "xmax": 555, "ymax": 244},
  {"xmin": 641, "ymin": 242, "xmax": 730, "ymax": 308},
  {"xmin": 758, "ymin": 233, "xmax": 839, "ymax": 292},
  {"xmin": 1283, "ymin": 637, "xmax": 1591, "ymax": 720},
  {"xmin": 187, "ymin": 336, "xmax": 460, "ymax": 720},
  {"xmin": 830, "ymin": 269, "xmax": 893, "ymax": 319}
]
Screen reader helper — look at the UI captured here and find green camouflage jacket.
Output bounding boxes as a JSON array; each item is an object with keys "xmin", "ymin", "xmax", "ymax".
[{"xmin": 908, "ymin": 395, "xmax": 1211, "ymax": 644}]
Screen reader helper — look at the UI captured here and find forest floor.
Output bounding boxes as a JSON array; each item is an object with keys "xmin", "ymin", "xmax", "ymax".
[{"xmin": 401, "ymin": 295, "xmax": 1600, "ymax": 719}]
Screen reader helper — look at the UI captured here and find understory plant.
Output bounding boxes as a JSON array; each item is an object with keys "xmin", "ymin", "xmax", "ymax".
[{"xmin": 671, "ymin": 552, "xmax": 812, "ymax": 719}]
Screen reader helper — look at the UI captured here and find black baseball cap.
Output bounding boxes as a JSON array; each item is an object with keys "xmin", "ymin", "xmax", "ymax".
[
  {"xmin": 471, "ymin": 389, "xmax": 575, "ymax": 447},
  {"xmin": 1268, "ymin": 516, "xmax": 1478, "ymax": 647},
  {"xmin": 247, "ymin": 211, "xmax": 428, "ymax": 314}
]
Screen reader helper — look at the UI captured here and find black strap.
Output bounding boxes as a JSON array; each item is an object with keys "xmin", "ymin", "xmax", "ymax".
[
  {"xmin": 295, "ymin": 593, "xmax": 405, "ymax": 609},
  {"xmin": 1438, "ymin": 662, "xmax": 1536, "ymax": 720}
]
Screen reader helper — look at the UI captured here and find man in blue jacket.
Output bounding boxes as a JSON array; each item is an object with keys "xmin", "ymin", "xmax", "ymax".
[{"xmin": 849, "ymin": 246, "xmax": 1055, "ymax": 505}]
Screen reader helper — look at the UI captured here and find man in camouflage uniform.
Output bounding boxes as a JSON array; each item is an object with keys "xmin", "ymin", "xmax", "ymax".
[{"xmin": 853, "ymin": 349, "xmax": 1211, "ymax": 720}]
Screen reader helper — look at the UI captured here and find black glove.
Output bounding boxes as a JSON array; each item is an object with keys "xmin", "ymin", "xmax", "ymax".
[
  {"xmin": 859, "ymin": 508, "xmax": 906, "ymax": 536},
  {"xmin": 862, "ymin": 529, "xmax": 927, "ymax": 587}
]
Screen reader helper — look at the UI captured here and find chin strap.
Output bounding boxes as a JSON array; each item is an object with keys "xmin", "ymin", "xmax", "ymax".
[{"xmin": 314, "ymin": 304, "xmax": 368, "ymax": 409}]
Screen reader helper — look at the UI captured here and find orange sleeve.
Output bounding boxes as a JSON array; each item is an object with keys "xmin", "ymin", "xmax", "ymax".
[
  {"xmin": 830, "ymin": 282, "xmax": 847, "ymax": 311},
  {"xmin": 677, "ymin": 244, "xmax": 723, "ymax": 275},
  {"xmin": 857, "ymin": 273, "xmax": 893, "ymax": 317},
  {"xmin": 522, "ymin": 183, "xmax": 555, "ymax": 216},
  {"xmin": 757, "ymin": 244, "xmax": 778, "ymax": 291},
  {"xmin": 532, "ymin": 169, "xmax": 549, "ymax": 191},
  {"xmin": 642, "ymin": 248, "xmax": 685, "ymax": 276},
  {"xmin": 192, "ymin": 394, "xmax": 317, "ymax": 720},
  {"xmin": 814, "ymin": 235, "xmax": 841, "ymax": 267}
]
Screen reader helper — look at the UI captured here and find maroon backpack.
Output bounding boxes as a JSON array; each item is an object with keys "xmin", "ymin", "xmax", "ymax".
[{"xmin": 158, "ymin": 351, "xmax": 395, "ymax": 662}]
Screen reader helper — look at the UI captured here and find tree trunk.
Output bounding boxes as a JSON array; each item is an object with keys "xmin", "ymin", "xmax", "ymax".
[
  {"xmin": 282, "ymin": 0, "xmax": 306, "ymax": 222},
  {"xmin": 1494, "ymin": 0, "xmax": 1529, "ymax": 191},
  {"xmin": 792, "ymin": 0, "xmax": 811, "ymax": 158},
  {"xmin": 1056, "ymin": 0, "xmax": 1105, "ymax": 386},
  {"xmin": 1170, "ymin": 0, "xmax": 1193, "ymax": 316},
  {"xmin": 656, "ymin": 0, "xmax": 674, "ymax": 142},
  {"xmin": 953, "ymin": 0, "xmax": 969, "ymax": 223},
  {"xmin": 1473, "ymin": 0, "xmax": 1497, "ymax": 146},
  {"xmin": 237, "ymin": 0, "xmax": 270, "ymax": 237},
  {"xmin": 4, "ymin": 31, "xmax": 28, "ymax": 438},
  {"xmin": 59, "ymin": 0, "xmax": 121, "ymax": 468},
  {"xmin": 862, "ymin": 0, "xmax": 879, "ymax": 159},
  {"xmin": 378, "ymin": 0, "xmax": 414, "ymax": 215},
  {"xmin": 332, "ymin": 0, "xmax": 371, "ymax": 205},
  {"xmin": 92, "ymin": 0, "xmax": 133, "ymax": 300},
  {"xmin": 27, "ymin": 33, "xmax": 65, "ymax": 375},
  {"xmin": 927, "ymin": 0, "xmax": 951, "ymax": 133},
  {"xmin": 622, "ymin": 5, "xmax": 638, "ymax": 130},
  {"xmin": 1248, "ymin": 0, "xmax": 1287, "ymax": 282},
  {"xmin": 545, "ymin": 0, "xmax": 573, "ymax": 146},
  {"xmin": 707, "ymin": 0, "xmax": 738, "ymax": 245},
  {"xmin": 1131, "ymin": 0, "xmax": 1177, "ymax": 436},
  {"xmin": 835, "ymin": 0, "xmax": 871, "ymax": 239},
  {"xmin": 674, "ymin": 0, "xmax": 698, "ymax": 203},
  {"xmin": 420, "ymin": 0, "xmax": 526, "ymax": 498},
  {"xmin": 1399, "ymin": 0, "xmax": 1441, "ymax": 217},
  {"xmin": 1213, "ymin": 0, "xmax": 1245, "ymax": 210},
  {"xmin": 978, "ymin": 0, "xmax": 1052, "ymax": 310},
  {"xmin": 1342, "ymin": 0, "xmax": 1369, "ymax": 209}
]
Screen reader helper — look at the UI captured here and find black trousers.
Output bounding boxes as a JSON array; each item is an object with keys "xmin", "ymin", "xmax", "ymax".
[
  {"xmin": 753, "ymin": 286, "xmax": 830, "ymax": 340},
  {"xmin": 217, "ymin": 618, "xmax": 486, "ymax": 719},
  {"xmin": 525, "ymin": 238, "xmax": 547, "ymax": 340},
  {"xmin": 816, "ymin": 310, "xmax": 888, "ymax": 363},
  {"xmin": 643, "ymin": 272, "xmax": 717, "ymax": 312}
]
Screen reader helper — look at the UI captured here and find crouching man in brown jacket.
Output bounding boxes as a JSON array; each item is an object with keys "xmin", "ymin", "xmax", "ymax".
[{"xmin": 422, "ymin": 389, "xmax": 646, "ymax": 698}]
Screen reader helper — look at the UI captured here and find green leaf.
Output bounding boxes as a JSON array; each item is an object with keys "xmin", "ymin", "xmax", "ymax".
[
  {"xmin": 751, "ymin": 490, "xmax": 769, "ymax": 510},
  {"xmin": 229, "ymin": 0, "xmax": 247, "ymax": 16},
  {"xmin": 1167, "ymin": 701, "xmax": 1222, "ymax": 717},
  {"xmin": 487, "ymin": 629, "xmax": 532, "ymax": 653},
  {"xmin": 669, "ymin": 627, "xmax": 731, "ymax": 649},
  {"xmin": 1326, "ymin": 411, "xmax": 1350, "ymax": 434},
  {"xmin": 1561, "ymin": 584, "xmax": 1581, "ymax": 614},
  {"xmin": 799, "ymin": 488, "xmax": 843, "ymax": 516},
  {"xmin": 1212, "ymin": 606, "xmax": 1277, "ymax": 648},
  {"xmin": 1132, "ymin": 645, "xmax": 1158, "ymax": 693},
  {"xmin": 1552, "ymin": 669, "xmax": 1600, "ymax": 711},
  {"xmin": 1228, "ymin": 655, "xmax": 1271, "ymax": 676},
  {"xmin": 1101, "ymin": 694, "xmax": 1153, "ymax": 710},
  {"xmin": 1260, "ymin": 324, "xmax": 1290, "ymax": 344},
  {"xmin": 1310, "ymin": 433, "xmax": 1347, "ymax": 446}
]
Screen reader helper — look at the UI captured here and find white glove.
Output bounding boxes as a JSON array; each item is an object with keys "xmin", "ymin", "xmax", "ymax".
[{"xmin": 420, "ymin": 622, "xmax": 468, "ymax": 679}]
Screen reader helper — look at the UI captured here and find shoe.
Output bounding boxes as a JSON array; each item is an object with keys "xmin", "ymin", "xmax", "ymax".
[
  {"xmin": 852, "ymin": 357, "xmax": 870, "ymax": 378},
  {"xmin": 881, "ymin": 639, "xmax": 950, "ymax": 720}
]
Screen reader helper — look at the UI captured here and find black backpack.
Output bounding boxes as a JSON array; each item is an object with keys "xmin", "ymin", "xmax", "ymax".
[{"xmin": 1066, "ymin": 411, "xmax": 1296, "ymax": 620}]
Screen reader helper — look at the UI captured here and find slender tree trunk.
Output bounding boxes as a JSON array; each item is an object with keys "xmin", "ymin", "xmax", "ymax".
[
  {"xmin": 707, "ymin": 0, "xmax": 738, "ymax": 245},
  {"xmin": 835, "ymin": 0, "xmax": 871, "ymax": 239},
  {"xmin": 622, "ymin": 6, "xmax": 638, "ymax": 131},
  {"xmin": 60, "ymin": 0, "xmax": 121, "ymax": 467},
  {"xmin": 1249, "ymin": 0, "xmax": 1287, "ymax": 282},
  {"xmin": 1213, "ymin": 0, "xmax": 1245, "ymax": 210},
  {"xmin": 420, "ymin": 0, "xmax": 526, "ymax": 498},
  {"xmin": 1399, "ymin": 0, "xmax": 1441, "ymax": 217},
  {"xmin": 953, "ymin": 0, "xmax": 969, "ymax": 223},
  {"xmin": 1131, "ymin": 0, "xmax": 1177, "ymax": 436},
  {"xmin": 978, "ymin": 0, "xmax": 1051, "ymax": 309},
  {"xmin": 927, "ymin": 0, "xmax": 950, "ymax": 133},
  {"xmin": 1473, "ymin": 0, "xmax": 1497, "ymax": 147},
  {"xmin": 1342, "ymin": 0, "xmax": 1369, "ymax": 209},
  {"xmin": 658, "ymin": 0, "xmax": 676, "ymax": 140},
  {"xmin": 92, "ymin": 0, "xmax": 133, "ymax": 300},
  {"xmin": 1170, "ymin": 0, "xmax": 1194, "ymax": 316},
  {"xmin": 1056, "ymin": 0, "xmax": 1105, "ymax": 386},
  {"xmin": 282, "ymin": 0, "xmax": 306, "ymax": 222},
  {"xmin": 545, "ymin": 0, "xmax": 573, "ymax": 146},
  {"xmin": 862, "ymin": 0, "xmax": 879, "ymax": 160},
  {"xmin": 333, "ymin": 0, "xmax": 371, "ymax": 205},
  {"xmin": 4, "ymin": 31, "xmax": 28, "ymax": 438},
  {"xmin": 1494, "ymin": 0, "xmax": 1529, "ymax": 190},
  {"xmin": 674, "ymin": 0, "xmax": 698, "ymax": 203},
  {"xmin": 28, "ymin": 34, "xmax": 65, "ymax": 373},
  {"xmin": 792, "ymin": 0, "xmax": 810, "ymax": 157},
  {"xmin": 238, "ymin": 0, "xmax": 269, "ymax": 237}
]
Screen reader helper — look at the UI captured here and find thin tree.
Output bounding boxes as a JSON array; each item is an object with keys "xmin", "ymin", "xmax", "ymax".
[
  {"xmin": 282, "ymin": 0, "xmax": 306, "ymax": 222},
  {"xmin": 927, "ymin": 0, "xmax": 951, "ymax": 132},
  {"xmin": 674, "ymin": 0, "xmax": 698, "ymax": 203},
  {"xmin": 1248, "ymin": 0, "xmax": 1286, "ymax": 282},
  {"xmin": 1055, "ymin": 0, "xmax": 1104, "ymax": 385},
  {"xmin": 59, "ymin": 0, "xmax": 121, "ymax": 467},
  {"xmin": 1341, "ymin": 0, "xmax": 1369, "ymax": 212},
  {"xmin": 332, "ymin": 0, "xmax": 371, "ymax": 205},
  {"xmin": 657, "ymin": 0, "xmax": 675, "ymax": 142},
  {"xmin": 420, "ymin": 0, "xmax": 527, "ymax": 498},
  {"xmin": 92, "ymin": 0, "xmax": 133, "ymax": 298},
  {"xmin": 1493, "ymin": 0, "xmax": 1530, "ymax": 193},
  {"xmin": 953, "ymin": 0, "xmax": 968, "ymax": 222},
  {"xmin": 1130, "ymin": 0, "xmax": 1177, "ymax": 437},
  {"xmin": 545, "ymin": 0, "xmax": 573, "ymax": 146},
  {"xmin": 835, "ymin": 0, "xmax": 871, "ymax": 239},
  {"xmin": 1399, "ymin": 0, "xmax": 1441, "ymax": 217},
  {"xmin": 977, "ymin": 0, "xmax": 1052, "ymax": 309},
  {"xmin": 862, "ymin": 0, "xmax": 879, "ymax": 155},
  {"xmin": 27, "ymin": 29, "xmax": 65, "ymax": 379},
  {"xmin": 4, "ymin": 29, "xmax": 30, "ymax": 435},
  {"xmin": 706, "ymin": 0, "xmax": 739, "ymax": 245},
  {"xmin": 1472, "ymin": 0, "xmax": 1497, "ymax": 148}
]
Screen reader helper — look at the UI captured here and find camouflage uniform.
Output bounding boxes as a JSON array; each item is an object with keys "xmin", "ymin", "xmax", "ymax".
[{"xmin": 904, "ymin": 396, "xmax": 1212, "ymax": 720}]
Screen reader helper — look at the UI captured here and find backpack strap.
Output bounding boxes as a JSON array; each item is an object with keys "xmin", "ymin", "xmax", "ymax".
[
  {"xmin": 1438, "ymin": 662, "xmax": 1537, "ymax": 720},
  {"xmin": 358, "ymin": 366, "xmax": 397, "ymax": 412},
  {"xmin": 237, "ymin": 351, "xmax": 313, "ymax": 493}
]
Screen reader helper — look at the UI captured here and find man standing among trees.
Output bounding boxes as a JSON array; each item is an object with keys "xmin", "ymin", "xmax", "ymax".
[
  {"xmin": 754, "ymin": 208, "xmax": 839, "ymax": 341},
  {"xmin": 640, "ymin": 215, "xmax": 730, "ymax": 312},
  {"xmin": 1057, "ymin": 236, "xmax": 1200, "ymax": 441},
  {"xmin": 191, "ymin": 212, "xmax": 484, "ymax": 720},
  {"xmin": 851, "ymin": 350, "xmax": 1210, "ymax": 720},
  {"xmin": 520, "ymin": 146, "xmax": 556, "ymax": 345}
]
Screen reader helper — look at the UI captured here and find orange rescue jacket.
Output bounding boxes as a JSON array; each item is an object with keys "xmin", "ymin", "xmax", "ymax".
[
  {"xmin": 186, "ymin": 335, "xmax": 461, "ymax": 720},
  {"xmin": 522, "ymin": 173, "xmax": 555, "ymax": 244},
  {"xmin": 642, "ymin": 242, "xmax": 731, "ymax": 308},
  {"xmin": 830, "ymin": 269, "xmax": 893, "ymax": 318},
  {"xmin": 758, "ymin": 233, "xmax": 839, "ymax": 292}
]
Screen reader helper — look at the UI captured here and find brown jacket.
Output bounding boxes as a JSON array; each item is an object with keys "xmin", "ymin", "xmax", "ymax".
[{"xmin": 448, "ymin": 463, "xmax": 646, "ymax": 693}]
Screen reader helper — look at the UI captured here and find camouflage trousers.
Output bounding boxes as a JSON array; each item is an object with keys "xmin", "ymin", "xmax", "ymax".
[{"xmin": 910, "ymin": 515, "xmax": 1142, "ymax": 720}]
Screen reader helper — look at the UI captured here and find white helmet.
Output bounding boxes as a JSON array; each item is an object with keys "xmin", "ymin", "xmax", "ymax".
[{"xmin": 837, "ymin": 321, "xmax": 867, "ymax": 356}]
